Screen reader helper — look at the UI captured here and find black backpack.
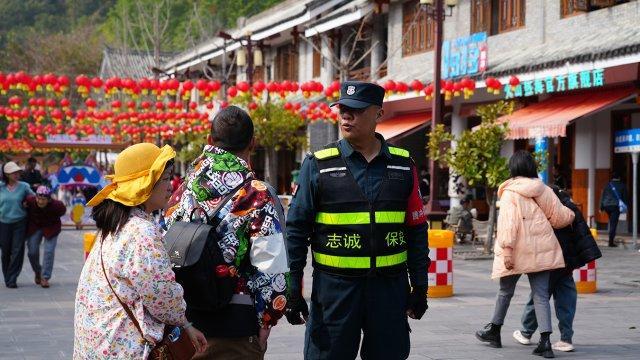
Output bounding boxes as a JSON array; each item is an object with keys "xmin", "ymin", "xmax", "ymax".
[{"xmin": 163, "ymin": 179, "xmax": 250, "ymax": 312}]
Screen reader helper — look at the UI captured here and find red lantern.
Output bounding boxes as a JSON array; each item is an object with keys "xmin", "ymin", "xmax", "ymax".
[
  {"xmin": 509, "ymin": 75, "xmax": 520, "ymax": 90},
  {"xmin": 410, "ymin": 79, "xmax": 425, "ymax": 93},
  {"xmin": 383, "ymin": 80, "xmax": 397, "ymax": 93},
  {"xmin": 236, "ymin": 81, "xmax": 250, "ymax": 93},
  {"xmin": 227, "ymin": 86, "xmax": 238, "ymax": 98},
  {"xmin": 208, "ymin": 80, "xmax": 221, "ymax": 92},
  {"xmin": 248, "ymin": 102, "xmax": 258, "ymax": 110},
  {"xmin": 46, "ymin": 98, "xmax": 57, "ymax": 108},
  {"xmin": 253, "ymin": 80, "xmax": 266, "ymax": 93},
  {"xmin": 266, "ymin": 82, "xmax": 279, "ymax": 93},
  {"xmin": 60, "ymin": 98, "xmax": 70, "ymax": 108}
]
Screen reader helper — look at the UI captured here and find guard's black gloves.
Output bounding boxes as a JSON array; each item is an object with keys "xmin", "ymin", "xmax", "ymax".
[
  {"xmin": 285, "ymin": 275, "xmax": 309, "ymax": 325},
  {"xmin": 406, "ymin": 285, "xmax": 428, "ymax": 320}
]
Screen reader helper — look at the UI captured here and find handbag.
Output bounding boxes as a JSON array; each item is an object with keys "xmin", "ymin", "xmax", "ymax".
[
  {"xmin": 100, "ymin": 240, "xmax": 196, "ymax": 360},
  {"xmin": 609, "ymin": 183, "xmax": 627, "ymax": 214}
]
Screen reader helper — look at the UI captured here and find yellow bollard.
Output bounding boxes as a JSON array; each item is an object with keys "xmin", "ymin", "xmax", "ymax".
[
  {"xmin": 573, "ymin": 228, "xmax": 599, "ymax": 294},
  {"xmin": 83, "ymin": 232, "xmax": 97, "ymax": 260},
  {"xmin": 427, "ymin": 229, "xmax": 454, "ymax": 298}
]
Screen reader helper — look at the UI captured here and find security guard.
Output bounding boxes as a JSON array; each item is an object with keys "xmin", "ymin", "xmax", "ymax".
[{"xmin": 285, "ymin": 81, "xmax": 430, "ymax": 359}]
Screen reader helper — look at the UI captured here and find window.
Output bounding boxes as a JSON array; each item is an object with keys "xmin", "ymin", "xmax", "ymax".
[
  {"xmin": 312, "ymin": 37, "xmax": 321, "ymax": 78},
  {"xmin": 470, "ymin": 0, "xmax": 525, "ymax": 35},
  {"xmin": 402, "ymin": 0, "xmax": 435, "ymax": 57},
  {"xmin": 471, "ymin": 0, "xmax": 492, "ymax": 34},
  {"xmin": 274, "ymin": 43, "xmax": 299, "ymax": 81},
  {"xmin": 562, "ymin": 0, "xmax": 630, "ymax": 18},
  {"xmin": 498, "ymin": 0, "xmax": 525, "ymax": 33}
]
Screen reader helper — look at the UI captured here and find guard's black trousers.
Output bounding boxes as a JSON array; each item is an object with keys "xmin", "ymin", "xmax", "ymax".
[{"xmin": 304, "ymin": 270, "xmax": 411, "ymax": 360}]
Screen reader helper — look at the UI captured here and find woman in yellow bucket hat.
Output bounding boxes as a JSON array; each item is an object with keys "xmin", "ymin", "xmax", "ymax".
[{"xmin": 73, "ymin": 143, "xmax": 207, "ymax": 359}]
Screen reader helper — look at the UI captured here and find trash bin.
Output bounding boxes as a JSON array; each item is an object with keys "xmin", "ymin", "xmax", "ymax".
[
  {"xmin": 83, "ymin": 232, "xmax": 97, "ymax": 260},
  {"xmin": 427, "ymin": 229, "xmax": 454, "ymax": 298},
  {"xmin": 573, "ymin": 228, "xmax": 599, "ymax": 294}
]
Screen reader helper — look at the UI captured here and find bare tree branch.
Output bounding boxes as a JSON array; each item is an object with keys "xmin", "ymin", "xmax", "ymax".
[
  {"xmin": 349, "ymin": 40, "xmax": 379, "ymax": 71},
  {"xmin": 347, "ymin": 15, "xmax": 369, "ymax": 64}
]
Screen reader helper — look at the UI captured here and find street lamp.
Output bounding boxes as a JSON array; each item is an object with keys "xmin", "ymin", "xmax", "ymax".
[{"xmin": 421, "ymin": 0, "xmax": 457, "ymax": 215}]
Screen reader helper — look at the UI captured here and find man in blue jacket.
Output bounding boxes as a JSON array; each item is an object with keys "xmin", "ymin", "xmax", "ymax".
[{"xmin": 600, "ymin": 172, "xmax": 628, "ymax": 247}]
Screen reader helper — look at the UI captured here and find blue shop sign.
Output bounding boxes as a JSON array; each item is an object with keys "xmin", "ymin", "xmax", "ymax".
[
  {"xmin": 614, "ymin": 129, "xmax": 640, "ymax": 153},
  {"xmin": 504, "ymin": 68, "xmax": 605, "ymax": 99},
  {"xmin": 442, "ymin": 32, "xmax": 487, "ymax": 79}
]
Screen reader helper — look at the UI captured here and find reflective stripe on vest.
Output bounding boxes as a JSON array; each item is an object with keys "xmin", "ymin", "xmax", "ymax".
[
  {"xmin": 314, "ymin": 148, "xmax": 339, "ymax": 160},
  {"xmin": 388, "ymin": 147, "xmax": 410, "ymax": 158},
  {"xmin": 313, "ymin": 251, "xmax": 408, "ymax": 269},
  {"xmin": 316, "ymin": 211, "xmax": 405, "ymax": 225}
]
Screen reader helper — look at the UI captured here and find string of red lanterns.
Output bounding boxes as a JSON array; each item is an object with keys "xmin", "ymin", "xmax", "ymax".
[{"xmin": 1, "ymin": 71, "xmax": 517, "ymax": 146}]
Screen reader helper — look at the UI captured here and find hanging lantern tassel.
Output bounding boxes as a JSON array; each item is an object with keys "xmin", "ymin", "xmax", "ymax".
[{"xmin": 509, "ymin": 75, "xmax": 520, "ymax": 91}]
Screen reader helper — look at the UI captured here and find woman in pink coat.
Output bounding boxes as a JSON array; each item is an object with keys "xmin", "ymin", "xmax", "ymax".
[{"xmin": 476, "ymin": 151, "xmax": 575, "ymax": 359}]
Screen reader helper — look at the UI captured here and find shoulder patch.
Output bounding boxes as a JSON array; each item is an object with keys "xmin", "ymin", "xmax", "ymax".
[
  {"xmin": 314, "ymin": 147, "xmax": 340, "ymax": 160},
  {"xmin": 389, "ymin": 147, "xmax": 410, "ymax": 158}
]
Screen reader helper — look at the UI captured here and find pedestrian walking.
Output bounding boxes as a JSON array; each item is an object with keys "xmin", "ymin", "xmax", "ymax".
[
  {"xmin": 24, "ymin": 185, "xmax": 67, "ymax": 288},
  {"xmin": 285, "ymin": 81, "xmax": 430, "ymax": 360},
  {"xmin": 513, "ymin": 186, "xmax": 602, "ymax": 353},
  {"xmin": 0, "ymin": 161, "xmax": 34, "ymax": 288},
  {"xmin": 165, "ymin": 106, "xmax": 289, "ymax": 360},
  {"xmin": 74, "ymin": 143, "xmax": 207, "ymax": 359},
  {"xmin": 475, "ymin": 150, "xmax": 575, "ymax": 358},
  {"xmin": 599, "ymin": 171, "xmax": 628, "ymax": 247},
  {"xmin": 21, "ymin": 157, "xmax": 45, "ymax": 192}
]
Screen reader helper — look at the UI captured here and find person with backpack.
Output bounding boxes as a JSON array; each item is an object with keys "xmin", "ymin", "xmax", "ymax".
[
  {"xmin": 513, "ymin": 186, "xmax": 602, "ymax": 352},
  {"xmin": 600, "ymin": 172, "xmax": 628, "ymax": 247},
  {"xmin": 165, "ymin": 106, "xmax": 289, "ymax": 359}
]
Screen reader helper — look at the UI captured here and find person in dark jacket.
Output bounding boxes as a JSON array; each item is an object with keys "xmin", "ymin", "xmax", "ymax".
[
  {"xmin": 513, "ymin": 186, "xmax": 602, "ymax": 352},
  {"xmin": 21, "ymin": 157, "xmax": 45, "ymax": 192},
  {"xmin": 600, "ymin": 172, "xmax": 628, "ymax": 247},
  {"xmin": 25, "ymin": 185, "xmax": 67, "ymax": 288}
]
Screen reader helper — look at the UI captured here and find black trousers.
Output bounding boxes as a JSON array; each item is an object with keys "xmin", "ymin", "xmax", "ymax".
[
  {"xmin": 0, "ymin": 219, "xmax": 27, "ymax": 286},
  {"xmin": 604, "ymin": 205, "xmax": 620, "ymax": 245},
  {"xmin": 304, "ymin": 270, "xmax": 411, "ymax": 360}
]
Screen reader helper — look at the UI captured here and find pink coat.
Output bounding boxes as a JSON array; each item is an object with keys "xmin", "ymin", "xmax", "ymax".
[{"xmin": 491, "ymin": 177, "xmax": 575, "ymax": 279}]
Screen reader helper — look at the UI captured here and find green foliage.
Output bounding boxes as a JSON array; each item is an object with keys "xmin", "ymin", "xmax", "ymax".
[
  {"xmin": 427, "ymin": 101, "xmax": 514, "ymax": 190},
  {"xmin": 0, "ymin": 0, "xmax": 284, "ymax": 74},
  {"xmin": 231, "ymin": 93, "xmax": 306, "ymax": 151},
  {"xmin": 172, "ymin": 132, "xmax": 207, "ymax": 165},
  {"xmin": 0, "ymin": 0, "xmax": 113, "ymax": 74},
  {"xmin": 101, "ymin": 0, "xmax": 285, "ymax": 54}
]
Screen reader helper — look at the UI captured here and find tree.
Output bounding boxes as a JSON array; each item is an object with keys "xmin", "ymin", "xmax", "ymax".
[
  {"xmin": 427, "ymin": 101, "xmax": 514, "ymax": 253},
  {"xmin": 231, "ymin": 93, "xmax": 307, "ymax": 191}
]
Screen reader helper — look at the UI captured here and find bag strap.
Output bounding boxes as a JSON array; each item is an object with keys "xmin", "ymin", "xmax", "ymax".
[
  {"xmin": 191, "ymin": 177, "xmax": 252, "ymax": 226},
  {"xmin": 99, "ymin": 239, "xmax": 147, "ymax": 342},
  {"xmin": 609, "ymin": 182, "xmax": 622, "ymax": 202}
]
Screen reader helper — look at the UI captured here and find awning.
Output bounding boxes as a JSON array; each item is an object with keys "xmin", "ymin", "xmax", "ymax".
[
  {"xmin": 376, "ymin": 112, "xmax": 431, "ymax": 141},
  {"xmin": 305, "ymin": 0, "xmax": 373, "ymax": 37},
  {"xmin": 500, "ymin": 87, "xmax": 636, "ymax": 139}
]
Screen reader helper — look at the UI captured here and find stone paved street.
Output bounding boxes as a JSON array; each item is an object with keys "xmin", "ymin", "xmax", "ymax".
[{"xmin": 0, "ymin": 229, "xmax": 638, "ymax": 359}]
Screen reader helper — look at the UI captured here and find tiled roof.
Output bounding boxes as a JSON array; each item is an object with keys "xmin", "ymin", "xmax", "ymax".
[
  {"xmin": 99, "ymin": 47, "xmax": 176, "ymax": 79},
  {"xmin": 386, "ymin": 18, "xmax": 640, "ymax": 83},
  {"xmin": 484, "ymin": 25, "xmax": 640, "ymax": 77}
]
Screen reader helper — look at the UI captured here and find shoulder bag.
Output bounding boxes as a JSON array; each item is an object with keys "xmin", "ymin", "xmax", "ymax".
[
  {"xmin": 609, "ymin": 182, "xmax": 627, "ymax": 214},
  {"xmin": 100, "ymin": 240, "xmax": 196, "ymax": 360}
]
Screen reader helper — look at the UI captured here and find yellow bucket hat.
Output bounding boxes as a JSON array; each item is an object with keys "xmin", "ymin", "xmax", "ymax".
[{"xmin": 87, "ymin": 143, "xmax": 176, "ymax": 207}]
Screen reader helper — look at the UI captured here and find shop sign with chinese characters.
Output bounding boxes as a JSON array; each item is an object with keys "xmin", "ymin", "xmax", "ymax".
[
  {"xmin": 504, "ymin": 68, "xmax": 605, "ymax": 99},
  {"xmin": 442, "ymin": 32, "xmax": 488, "ymax": 79}
]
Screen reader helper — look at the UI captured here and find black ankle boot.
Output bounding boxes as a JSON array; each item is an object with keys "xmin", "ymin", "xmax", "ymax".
[
  {"xmin": 532, "ymin": 332, "xmax": 554, "ymax": 358},
  {"xmin": 475, "ymin": 323, "xmax": 502, "ymax": 348}
]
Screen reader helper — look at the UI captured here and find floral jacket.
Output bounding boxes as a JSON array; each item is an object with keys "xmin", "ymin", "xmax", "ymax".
[
  {"xmin": 165, "ymin": 145, "xmax": 289, "ymax": 329},
  {"xmin": 74, "ymin": 208, "xmax": 187, "ymax": 359}
]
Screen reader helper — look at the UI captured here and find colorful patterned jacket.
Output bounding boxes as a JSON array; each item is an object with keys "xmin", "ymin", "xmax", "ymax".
[{"xmin": 165, "ymin": 145, "xmax": 289, "ymax": 330}]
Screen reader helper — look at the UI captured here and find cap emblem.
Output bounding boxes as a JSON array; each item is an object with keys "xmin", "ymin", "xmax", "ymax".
[{"xmin": 346, "ymin": 85, "xmax": 356, "ymax": 95}]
